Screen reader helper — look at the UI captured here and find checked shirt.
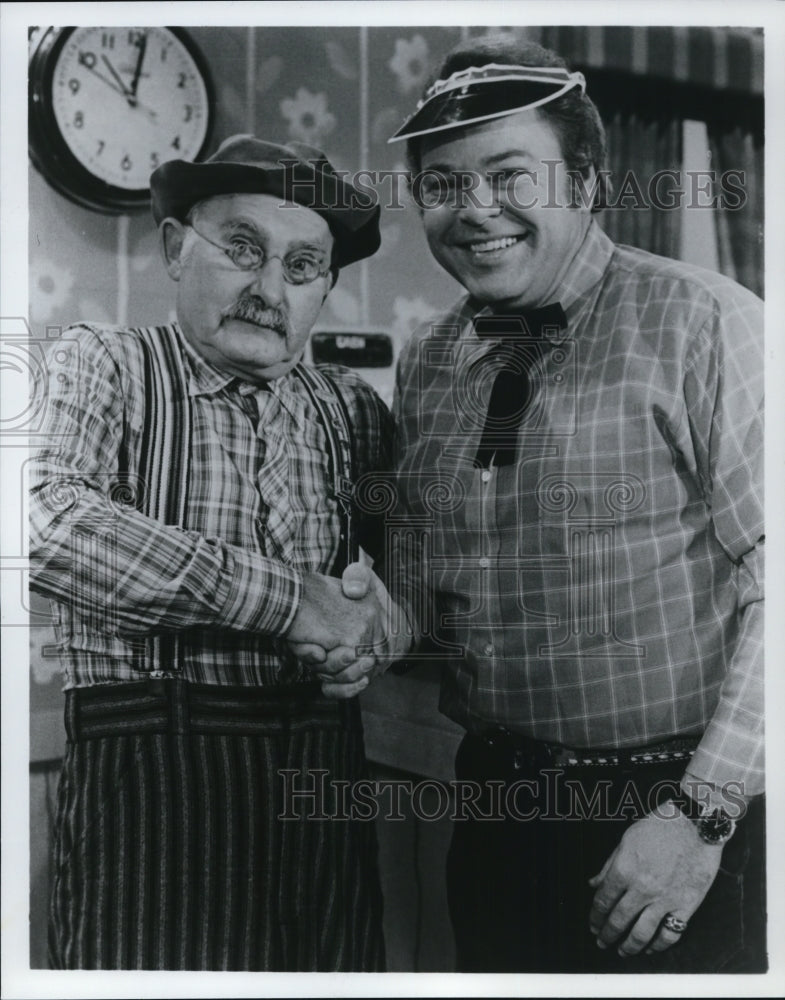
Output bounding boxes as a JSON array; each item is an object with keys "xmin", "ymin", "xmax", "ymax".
[
  {"xmin": 392, "ymin": 220, "xmax": 764, "ymax": 793},
  {"xmin": 30, "ymin": 322, "xmax": 392, "ymax": 689}
]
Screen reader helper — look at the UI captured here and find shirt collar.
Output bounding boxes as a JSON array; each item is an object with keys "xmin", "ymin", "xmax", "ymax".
[
  {"xmin": 174, "ymin": 323, "xmax": 237, "ymax": 398},
  {"xmin": 556, "ymin": 217, "xmax": 614, "ymax": 312},
  {"xmin": 172, "ymin": 322, "xmax": 305, "ymax": 419}
]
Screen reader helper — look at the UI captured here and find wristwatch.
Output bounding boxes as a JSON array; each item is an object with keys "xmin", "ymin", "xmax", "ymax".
[{"xmin": 676, "ymin": 794, "xmax": 736, "ymax": 845}]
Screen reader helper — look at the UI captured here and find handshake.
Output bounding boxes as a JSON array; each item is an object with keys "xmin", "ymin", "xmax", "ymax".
[{"xmin": 286, "ymin": 562, "xmax": 413, "ymax": 699}]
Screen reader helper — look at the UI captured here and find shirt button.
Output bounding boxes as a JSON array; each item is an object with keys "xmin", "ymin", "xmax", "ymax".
[
  {"xmin": 483, "ymin": 643, "xmax": 494, "ymax": 656},
  {"xmin": 479, "ymin": 557, "xmax": 490, "ymax": 568},
  {"xmin": 481, "ymin": 470, "xmax": 492, "ymax": 483}
]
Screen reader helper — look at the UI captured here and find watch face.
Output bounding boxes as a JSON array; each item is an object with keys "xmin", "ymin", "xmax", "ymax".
[
  {"xmin": 49, "ymin": 27, "xmax": 211, "ymax": 192},
  {"xmin": 697, "ymin": 808, "xmax": 736, "ymax": 845}
]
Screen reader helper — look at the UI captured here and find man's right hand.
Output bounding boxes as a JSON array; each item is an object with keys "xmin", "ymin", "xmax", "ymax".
[
  {"xmin": 287, "ymin": 564, "xmax": 413, "ymax": 699},
  {"xmin": 291, "ymin": 563, "xmax": 412, "ymax": 698},
  {"xmin": 285, "ymin": 571, "xmax": 386, "ymax": 654}
]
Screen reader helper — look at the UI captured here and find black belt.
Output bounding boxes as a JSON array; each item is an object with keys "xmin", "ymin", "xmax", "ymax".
[
  {"xmin": 64, "ymin": 677, "xmax": 359, "ymax": 741},
  {"xmin": 470, "ymin": 725, "xmax": 700, "ymax": 770}
]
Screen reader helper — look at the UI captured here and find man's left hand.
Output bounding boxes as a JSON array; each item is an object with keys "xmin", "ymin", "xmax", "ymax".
[{"xmin": 588, "ymin": 807, "xmax": 722, "ymax": 957}]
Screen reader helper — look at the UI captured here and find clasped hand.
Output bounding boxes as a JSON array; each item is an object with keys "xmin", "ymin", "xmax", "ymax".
[{"xmin": 285, "ymin": 562, "xmax": 412, "ymax": 698}]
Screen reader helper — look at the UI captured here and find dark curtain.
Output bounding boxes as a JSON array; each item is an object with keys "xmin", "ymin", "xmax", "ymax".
[
  {"xmin": 707, "ymin": 125, "xmax": 764, "ymax": 299},
  {"xmin": 598, "ymin": 113, "xmax": 683, "ymax": 260}
]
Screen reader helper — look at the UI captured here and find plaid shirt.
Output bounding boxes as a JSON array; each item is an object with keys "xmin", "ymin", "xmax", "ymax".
[
  {"xmin": 393, "ymin": 220, "xmax": 764, "ymax": 793},
  {"xmin": 30, "ymin": 323, "xmax": 392, "ymax": 689}
]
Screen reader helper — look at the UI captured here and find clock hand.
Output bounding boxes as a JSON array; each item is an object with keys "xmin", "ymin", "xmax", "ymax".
[
  {"xmin": 130, "ymin": 33, "xmax": 147, "ymax": 98},
  {"xmin": 100, "ymin": 51, "xmax": 156, "ymax": 119},
  {"xmin": 100, "ymin": 54, "xmax": 133, "ymax": 100},
  {"xmin": 77, "ymin": 54, "xmax": 132, "ymax": 99},
  {"xmin": 75, "ymin": 53, "xmax": 158, "ymax": 120}
]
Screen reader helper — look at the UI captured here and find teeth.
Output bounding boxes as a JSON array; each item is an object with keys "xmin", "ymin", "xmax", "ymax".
[{"xmin": 468, "ymin": 235, "xmax": 522, "ymax": 253}]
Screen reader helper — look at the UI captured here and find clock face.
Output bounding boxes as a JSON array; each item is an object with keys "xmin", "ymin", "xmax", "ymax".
[
  {"xmin": 29, "ymin": 26, "xmax": 214, "ymax": 211},
  {"xmin": 49, "ymin": 27, "xmax": 210, "ymax": 191}
]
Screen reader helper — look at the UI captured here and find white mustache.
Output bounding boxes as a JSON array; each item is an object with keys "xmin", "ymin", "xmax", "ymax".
[{"xmin": 223, "ymin": 296, "xmax": 289, "ymax": 336}]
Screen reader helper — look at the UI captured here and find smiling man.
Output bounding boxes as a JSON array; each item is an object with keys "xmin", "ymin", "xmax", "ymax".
[
  {"xmin": 29, "ymin": 135, "xmax": 402, "ymax": 971},
  {"xmin": 415, "ymin": 108, "xmax": 591, "ymax": 310},
  {"xmin": 382, "ymin": 37, "xmax": 765, "ymax": 973}
]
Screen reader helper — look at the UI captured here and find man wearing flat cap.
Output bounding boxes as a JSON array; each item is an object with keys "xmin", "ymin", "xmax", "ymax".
[
  {"xmin": 30, "ymin": 135, "xmax": 409, "ymax": 970},
  {"xmin": 373, "ymin": 36, "xmax": 765, "ymax": 973}
]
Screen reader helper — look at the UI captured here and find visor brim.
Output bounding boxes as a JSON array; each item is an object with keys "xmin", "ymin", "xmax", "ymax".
[{"xmin": 389, "ymin": 76, "xmax": 583, "ymax": 143}]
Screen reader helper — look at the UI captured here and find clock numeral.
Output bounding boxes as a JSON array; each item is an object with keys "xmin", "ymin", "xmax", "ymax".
[
  {"xmin": 183, "ymin": 105, "xmax": 193, "ymax": 123},
  {"xmin": 121, "ymin": 154, "xmax": 132, "ymax": 172},
  {"xmin": 150, "ymin": 152, "xmax": 160, "ymax": 168},
  {"xmin": 171, "ymin": 136, "xmax": 181, "ymax": 151},
  {"xmin": 68, "ymin": 78, "xmax": 80, "ymax": 95},
  {"xmin": 74, "ymin": 111, "xmax": 84, "ymax": 129},
  {"xmin": 97, "ymin": 141, "xmax": 105, "ymax": 156},
  {"xmin": 101, "ymin": 33, "xmax": 115, "ymax": 50},
  {"xmin": 128, "ymin": 31, "xmax": 144, "ymax": 47},
  {"xmin": 177, "ymin": 72, "xmax": 187, "ymax": 88},
  {"xmin": 78, "ymin": 51, "xmax": 96, "ymax": 71},
  {"xmin": 160, "ymin": 45, "xmax": 168, "ymax": 63}
]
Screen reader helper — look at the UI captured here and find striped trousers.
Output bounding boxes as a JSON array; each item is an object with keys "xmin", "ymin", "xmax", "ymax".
[{"xmin": 49, "ymin": 680, "xmax": 385, "ymax": 971}]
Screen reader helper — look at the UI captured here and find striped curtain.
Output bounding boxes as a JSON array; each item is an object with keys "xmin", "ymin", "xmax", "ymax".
[
  {"xmin": 708, "ymin": 125, "xmax": 764, "ymax": 298},
  {"xmin": 599, "ymin": 115, "xmax": 683, "ymax": 259},
  {"xmin": 536, "ymin": 26, "xmax": 763, "ymax": 97},
  {"xmin": 527, "ymin": 26, "xmax": 764, "ymax": 283}
]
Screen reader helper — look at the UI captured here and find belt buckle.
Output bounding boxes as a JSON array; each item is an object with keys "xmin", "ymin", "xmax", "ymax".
[{"xmin": 482, "ymin": 725, "xmax": 509, "ymax": 749}]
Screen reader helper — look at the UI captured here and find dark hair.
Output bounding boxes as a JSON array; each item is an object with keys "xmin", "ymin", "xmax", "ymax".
[{"xmin": 406, "ymin": 36, "xmax": 610, "ymax": 212}]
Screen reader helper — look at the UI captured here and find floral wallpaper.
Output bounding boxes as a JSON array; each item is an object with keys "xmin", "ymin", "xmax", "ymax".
[
  {"xmin": 27, "ymin": 23, "xmax": 763, "ymax": 699},
  {"xmin": 27, "ymin": 25, "xmax": 479, "ymax": 701},
  {"xmin": 24, "ymin": 30, "xmax": 765, "ymax": 970},
  {"xmin": 29, "ymin": 23, "xmax": 763, "ymax": 350},
  {"xmin": 29, "ymin": 26, "xmax": 485, "ymax": 363}
]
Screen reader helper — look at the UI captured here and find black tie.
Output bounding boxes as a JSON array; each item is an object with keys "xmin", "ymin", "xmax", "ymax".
[{"xmin": 473, "ymin": 303, "xmax": 567, "ymax": 468}]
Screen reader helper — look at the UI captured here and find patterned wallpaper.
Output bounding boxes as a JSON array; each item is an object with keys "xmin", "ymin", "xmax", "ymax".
[
  {"xmin": 28, "ymin": 26, "xmax": 489, "ymax": 355},
  {"xmin": 23, "ymin": 32, "xmax": 765, "ymax": 969},
  {"xmin": 27, "ymin": 25, "xmax": 489, "ymax": 699},
  {"xmin": 27, "ymin": 24, "xmax": 763, "ymax": 699},
  {"xmin": 28, "ymin": 24, "xmax": 763, "ymax": 345}
]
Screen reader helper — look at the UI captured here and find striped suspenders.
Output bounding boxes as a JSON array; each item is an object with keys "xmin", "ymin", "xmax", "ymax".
[
  {"xmin": 134, "ymin": 326, "xmax": 192, "ymax": 676},
  {"xmin": 131, "ymin": 327, "xmax": 356, "ymax": 674},
  {"xmin": 293, "ymin": 363, "xmax": 358, "ymax": 570}
]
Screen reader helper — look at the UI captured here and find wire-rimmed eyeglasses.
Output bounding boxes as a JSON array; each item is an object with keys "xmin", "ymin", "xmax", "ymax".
[{"xmin": 187, "ymin": 222, "xmax": 332, "ymax": 285}]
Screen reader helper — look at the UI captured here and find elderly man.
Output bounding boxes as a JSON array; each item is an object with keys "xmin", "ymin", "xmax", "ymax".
[
  {"xmin": 29, "ymin": 135, "xmax": 399, "ymax": 971},
  {"xmin": 377, "ymin": 37, "xmax": 764, "ymax": 973}
]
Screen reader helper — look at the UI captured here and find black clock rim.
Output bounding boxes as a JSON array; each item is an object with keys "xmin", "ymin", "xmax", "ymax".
[{"xmin": 29, "ymin": 26, "xmax": 216, "ymax": 215}]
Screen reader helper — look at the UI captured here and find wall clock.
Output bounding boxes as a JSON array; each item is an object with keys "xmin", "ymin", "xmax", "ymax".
[{"xmin": 29, "ymin": 26, "xmax": 215, "ymax": 213}]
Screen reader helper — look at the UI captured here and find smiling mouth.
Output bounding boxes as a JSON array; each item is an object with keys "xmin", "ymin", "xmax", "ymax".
[{"xmin": 460, "ymin": 234, "xmax": 529, "ymax": 255}]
